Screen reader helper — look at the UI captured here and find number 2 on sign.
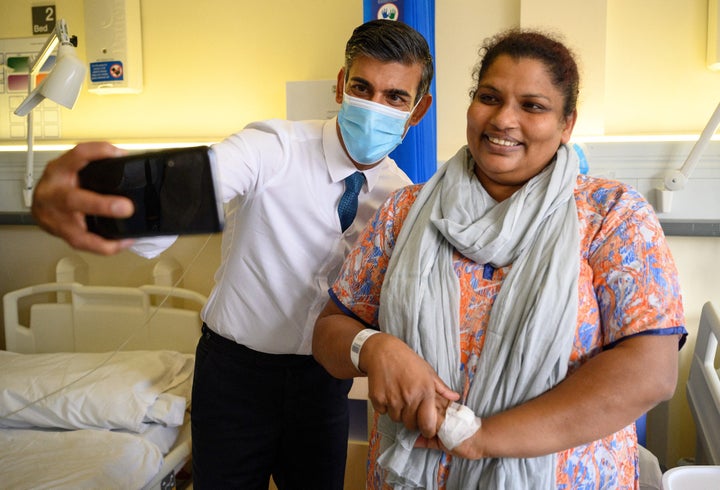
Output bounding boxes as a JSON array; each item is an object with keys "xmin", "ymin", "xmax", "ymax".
[{"xmin": 31, "ymin": 5, "xmax": 56, "ymax": 35}]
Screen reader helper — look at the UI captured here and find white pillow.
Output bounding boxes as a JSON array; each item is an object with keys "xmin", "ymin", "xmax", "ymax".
[{"xmin": 0, "ymin": 350, "xmax": 193, "ymax": 433}]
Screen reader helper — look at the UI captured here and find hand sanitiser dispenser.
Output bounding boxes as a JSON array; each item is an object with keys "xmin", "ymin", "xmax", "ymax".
[{"xmin": 84, "ymin": 0, "xmax": 143, "ymax": 94}]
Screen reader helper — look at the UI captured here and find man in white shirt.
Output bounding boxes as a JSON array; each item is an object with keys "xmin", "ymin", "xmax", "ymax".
[{"xmin": 30, "ymin": 19, "xmax": 433, "ymax": 490}]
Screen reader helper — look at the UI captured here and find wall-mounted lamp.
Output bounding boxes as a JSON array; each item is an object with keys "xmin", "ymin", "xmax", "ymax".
[
  {"xmin": 654, "ymin": 1, "xmax": 720, "ymax": 213},
  {"xmin": 657, "ymin": 101, "xmax": 720, "ymax": 213},
  {"xmin": 13, "ymin": 19, "xmax": 85, "ymax": 207}
]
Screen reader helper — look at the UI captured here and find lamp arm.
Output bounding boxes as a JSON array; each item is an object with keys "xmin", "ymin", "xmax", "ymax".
[
  {"xmin": 23, "ymin": 114, "xmax": 34, "ymax": 207},
  {"xmin": 22, "ymin": 19, "xmax": 71, "ymax": 208},
  {"xmin": 663, "ymin": 100, "xmax": 720, "ymax": 191},
  {"xmin": 29, "ymin": 22, "xmax": 66, "ymax": 74}
]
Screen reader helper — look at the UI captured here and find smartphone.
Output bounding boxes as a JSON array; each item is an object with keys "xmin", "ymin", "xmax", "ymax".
[{"xmin": 78, "ymin": 146, "xmax": 225, "ymax": 238}]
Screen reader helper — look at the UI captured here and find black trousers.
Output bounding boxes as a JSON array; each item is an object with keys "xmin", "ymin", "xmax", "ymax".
[{"xmin": 191, "ymin": 324, "xmax": 352, "ymax": 490}]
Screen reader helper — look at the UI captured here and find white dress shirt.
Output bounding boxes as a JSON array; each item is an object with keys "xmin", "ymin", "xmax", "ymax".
[{"xmin": 135, "ymin": 118, "xmax": 411, "ymax": 354}]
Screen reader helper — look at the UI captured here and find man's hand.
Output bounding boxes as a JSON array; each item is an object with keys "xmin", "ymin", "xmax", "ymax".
[{"xmin": 32, "ymin": 142, "xmax": 135, "ymax": 255}]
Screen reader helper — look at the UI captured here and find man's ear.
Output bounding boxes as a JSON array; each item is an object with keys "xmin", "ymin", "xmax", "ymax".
[
  {"xmin": 408, "ymin": 93, "xmax": 433, "ymax": 127},
  {"xmin": 335, "ymin": 68, "xmax": 345, "ymax": 104}
]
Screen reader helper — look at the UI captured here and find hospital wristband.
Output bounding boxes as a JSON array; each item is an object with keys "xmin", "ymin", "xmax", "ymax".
[{"xmin": 350, "ymin": 328, "xmax": 380, "ymax": 373}]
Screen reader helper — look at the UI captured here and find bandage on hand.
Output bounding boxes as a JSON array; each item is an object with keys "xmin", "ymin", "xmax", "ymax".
[{"xmin": 437, "ymin": 402, "xmax": 482, "ymax": 450}]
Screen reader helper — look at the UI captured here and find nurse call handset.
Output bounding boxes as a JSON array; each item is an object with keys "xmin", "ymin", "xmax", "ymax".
[{"xmin": 79, "ymin": 146, "xmax": 225, "ymax": 238}]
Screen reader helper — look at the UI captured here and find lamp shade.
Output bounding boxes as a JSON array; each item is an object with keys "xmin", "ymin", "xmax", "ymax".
[{"xmin": 14, "ymin": 43, "xmax": 86, "ymax": 117}]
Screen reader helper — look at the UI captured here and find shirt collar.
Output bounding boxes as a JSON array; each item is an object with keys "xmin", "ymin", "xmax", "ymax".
[{"xmin": 322, "ymin": 117, "xmax": 389, "ymax": 192}]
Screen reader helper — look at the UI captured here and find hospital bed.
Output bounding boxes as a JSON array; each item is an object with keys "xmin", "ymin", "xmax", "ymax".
[
  {"xmin": 660, "ymin": 305, "xmax": 720, "ymax": 490},
  {"xmin": 686, "ymin": 301, "xmax": 720, "ymax": 465},
  {"xmin": 0, "ymin": 258, "xmax": 206, "ymax": 489}
]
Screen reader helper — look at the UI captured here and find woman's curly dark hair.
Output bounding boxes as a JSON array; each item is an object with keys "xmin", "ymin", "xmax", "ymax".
[{"xmin": 469, "ymin": 28, "xmax": 580, "ymax": 118}]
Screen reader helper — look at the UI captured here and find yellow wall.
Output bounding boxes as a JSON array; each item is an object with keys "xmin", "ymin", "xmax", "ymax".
[
  {"xmin": 1, "ymin": 0, "xmax": 717, "ymax": 472},
  {"xmin": 0, "ymin": 0, "xmax": 361, "ymax": 143},
  {"xmin": 435, "ymin": 0, "xmax": 719, "ymax": 158},
  {"xmin": 605, "ymin": 0, "xmax": 718, "ymax": 134},
  {"xmin": 1, "ymin": 0, "xmax": 717, "ymax": 150}
]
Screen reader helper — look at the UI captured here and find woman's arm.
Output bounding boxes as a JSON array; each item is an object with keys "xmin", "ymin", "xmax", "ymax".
[
  {"xmin": 428, "ymin": 333, "xmax": 679, "ymax": 459},
  {"xmin": 313, "ymin": 300, "xmax": 459, "ymax": 437},
  {"xmin": 312, "ymin": 300, "xmax": 368, "ymax": 379}
]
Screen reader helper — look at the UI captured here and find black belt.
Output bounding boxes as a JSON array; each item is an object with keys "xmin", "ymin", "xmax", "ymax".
[{"xmin": 201, "ymin": 323, "xmax": 314, "ymax": 367}]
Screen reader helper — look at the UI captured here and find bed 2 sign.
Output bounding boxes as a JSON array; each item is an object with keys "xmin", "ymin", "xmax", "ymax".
[{"xmin": 32, "ymin": 5, "xmax": 56, "ymax": 35}]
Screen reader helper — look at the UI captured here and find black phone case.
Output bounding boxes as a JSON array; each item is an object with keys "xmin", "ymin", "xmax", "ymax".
[{"xmin": 79, "ymin": 146, "xmax": 224, "ymax": 238}]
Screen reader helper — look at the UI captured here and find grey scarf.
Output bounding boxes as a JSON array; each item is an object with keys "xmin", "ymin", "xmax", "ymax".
[{"xmin": 377, "ymin": 144, "xmax": 580, "ymax": 489}]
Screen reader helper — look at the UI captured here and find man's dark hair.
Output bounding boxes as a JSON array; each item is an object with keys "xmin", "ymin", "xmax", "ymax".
[{"xmin": 344, "ymin": 19, "xmax": 433, "ymax": 103}]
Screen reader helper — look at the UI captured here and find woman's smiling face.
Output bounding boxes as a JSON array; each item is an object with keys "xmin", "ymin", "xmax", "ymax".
[{"xmin": 466, "ymin": 54, "xmax": 576, "ymax": 201}]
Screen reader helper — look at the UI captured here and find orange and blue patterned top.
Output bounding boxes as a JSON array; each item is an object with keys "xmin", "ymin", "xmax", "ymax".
[{"xmin": 330, "ymin": 174, "xmax": 686, "ymax": 489}]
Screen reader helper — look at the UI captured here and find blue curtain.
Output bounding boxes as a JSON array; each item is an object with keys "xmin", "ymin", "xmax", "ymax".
[{"xmin": 363, "ymin": 0, "xmax": 437, "ymax": 183}]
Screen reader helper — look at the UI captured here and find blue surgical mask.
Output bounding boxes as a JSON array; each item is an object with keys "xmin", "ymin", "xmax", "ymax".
[{"xmin": 337, "ymin": 92, "xmax": 416, "ymax": 164}]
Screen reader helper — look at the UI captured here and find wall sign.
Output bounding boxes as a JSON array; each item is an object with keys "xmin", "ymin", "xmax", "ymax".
[
  {"xmin": 90, "ymin": 61, "xmax": 125, "ymax": 82},
  {"xmin": 32, "ymin": 5, "xmax": 56, "ymax": 35}
]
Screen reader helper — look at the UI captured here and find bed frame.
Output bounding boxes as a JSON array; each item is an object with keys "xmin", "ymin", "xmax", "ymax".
[
  {"xmin": 686, "ymin": 301, "xmax": 720, "ymax": 465},
  {"xmin": 3, "ymin": 257, "xmax": 207, "ymax": 490}
]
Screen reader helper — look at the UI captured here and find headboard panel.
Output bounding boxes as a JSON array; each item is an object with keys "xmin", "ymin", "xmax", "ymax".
[
  {"xmin": 686, "ymin": 301, "xmax": 720, "ymax": 465},
  {"xmin": 4, "ymin": 282, "xmax": 207, "ymax": 354}
]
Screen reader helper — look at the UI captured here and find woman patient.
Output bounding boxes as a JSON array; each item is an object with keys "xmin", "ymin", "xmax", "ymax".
[{"xmin": 312, "ymin": 28, "xmax": 686, "ymax": 489}]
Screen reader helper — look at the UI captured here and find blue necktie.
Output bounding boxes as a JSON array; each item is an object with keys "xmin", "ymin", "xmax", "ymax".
[{"xmin": 338, "ymin": 171, "xmax": 364, "ymax": 232}]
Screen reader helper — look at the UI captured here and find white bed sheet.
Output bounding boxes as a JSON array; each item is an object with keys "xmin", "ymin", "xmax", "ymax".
[
  {"xmin": 1, "ymin": 274, "xmax": 204, "ymax": 489},
  {"xmin": 0, "ymin": 425, "xmax": 175, "ymax": 490},
  {"xmin": 0, "ymin": 350, "xmax": 193, "ymax": 489},
  {"xmin": 0, "ymin": 350, "xmax": 193, "ymax": 432},
  {"xmin": 129, "ymin": 420, "xmax": 182, "ymax": 455}
]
